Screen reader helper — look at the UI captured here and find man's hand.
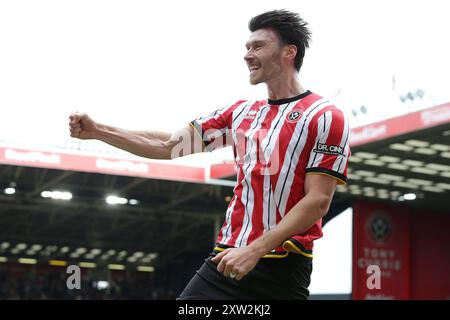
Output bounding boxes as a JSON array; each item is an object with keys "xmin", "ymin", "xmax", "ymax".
[
  {"xmin": 211, "ymin": 247, "xmax": 262, "ymax": 281},
  {"xmin": 69, "ymin": 112, "xmax": 98, "ymax": 140}
]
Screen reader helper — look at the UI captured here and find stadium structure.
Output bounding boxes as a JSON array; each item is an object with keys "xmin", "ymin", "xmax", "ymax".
[{"xmin": 0, "ymin": 102, "xmax": 449, "ymax": 299}]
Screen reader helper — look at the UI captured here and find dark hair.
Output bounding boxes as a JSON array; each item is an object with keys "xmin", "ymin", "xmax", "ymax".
[{"xmin": 249, "ymin": 9, "xmax": 312, "ymax": 71}]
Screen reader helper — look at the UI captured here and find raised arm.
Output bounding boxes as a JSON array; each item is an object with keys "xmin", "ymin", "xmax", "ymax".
[{"xmin": 69, "ymin": 112, "xmax": 203, "ymax": 160}]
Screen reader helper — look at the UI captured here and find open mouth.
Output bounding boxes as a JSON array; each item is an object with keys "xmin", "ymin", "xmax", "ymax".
[{"xmin": 249, "ymin": 66, "xmax": 261, "ymax": 72}]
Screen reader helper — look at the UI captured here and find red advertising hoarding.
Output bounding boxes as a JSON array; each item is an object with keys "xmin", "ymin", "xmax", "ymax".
[
  {"xmin": 0, "ymin": 145, "xmax": 205, "ymax": 184},
  {"xmin": 350, "ymin": 102, "xmax": 450, "ymax": 146}
]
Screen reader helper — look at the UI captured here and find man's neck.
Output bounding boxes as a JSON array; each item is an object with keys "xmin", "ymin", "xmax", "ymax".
[{"xmin": 266, "ymin": 72, "xmax": 306, "ymax": 101}]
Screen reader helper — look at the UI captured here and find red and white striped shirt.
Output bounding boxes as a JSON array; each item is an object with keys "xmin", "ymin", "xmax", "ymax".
[{"xmin": 190, "ymin": 91, "xmax": 351, "ymax": 258}]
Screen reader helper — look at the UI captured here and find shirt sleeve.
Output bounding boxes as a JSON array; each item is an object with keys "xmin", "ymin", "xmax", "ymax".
[
  {"xmin": 305, "ymin": 108, "xmax": 351, "ymax": 185},
  {"xmin": 189, "ymin": 100, "xmax": 246, "ymax": 152}
]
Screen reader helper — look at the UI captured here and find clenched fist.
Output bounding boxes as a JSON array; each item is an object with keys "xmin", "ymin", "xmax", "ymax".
[{"xmin": 69, "ymin": 112, "xmax": 98, "ymax": 140}]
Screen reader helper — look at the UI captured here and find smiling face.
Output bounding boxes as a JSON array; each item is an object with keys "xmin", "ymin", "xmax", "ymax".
[{"xmin": 244, "ymin": 28, "xmax": 285, "ymax": 85}]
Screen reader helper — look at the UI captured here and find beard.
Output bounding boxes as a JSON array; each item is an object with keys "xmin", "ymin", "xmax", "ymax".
[
  {"xmin": 249, "ymin": 71, "xmax": 263, "ymax": 85},
  {"xmin": 249, "ymin": 65, "xmax": 270, "ymax": 85},
  {"xmin": 248, "ymin": 52, "xmax": 282, "ymax": 85}
]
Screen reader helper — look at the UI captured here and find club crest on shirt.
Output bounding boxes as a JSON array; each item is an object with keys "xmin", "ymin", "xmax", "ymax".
[{"xmin": 286, "ymin": 109, "xmax": 303, "ymax": 123}]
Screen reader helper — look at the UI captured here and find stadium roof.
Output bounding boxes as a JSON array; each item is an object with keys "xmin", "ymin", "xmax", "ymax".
[{"xmin": 335, "ymin": 102, "xmax": 450, "ymax": 211}]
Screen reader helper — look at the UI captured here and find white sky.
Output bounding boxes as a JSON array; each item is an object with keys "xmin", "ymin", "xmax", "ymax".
[
  {"xmin": 309, "ymin": 208, "xmax": 353, "ymax": 295},
  {"xmin": 1, "ymin": 0, "xmax": 449, "ymax": 151},
  {"xmin": 1, "ymin": 0, "xmax": 449, "ymax": 294}
]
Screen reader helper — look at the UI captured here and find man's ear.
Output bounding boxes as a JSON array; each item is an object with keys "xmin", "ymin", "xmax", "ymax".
[{"xmin": 284, "ymin": 44, "xmax": 297, "ymax": 60}]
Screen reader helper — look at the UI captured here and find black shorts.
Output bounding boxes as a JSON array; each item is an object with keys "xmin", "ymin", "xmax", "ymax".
[{"xmin": 177, "ymin": 251, "xmax": 312, "ymax": 300}]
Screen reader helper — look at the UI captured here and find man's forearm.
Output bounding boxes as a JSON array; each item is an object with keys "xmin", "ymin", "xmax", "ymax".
[
  {"xmin": 95, "ymin": 123, "xmax": 172, "ymax": 160},
  {"xmin": 248, "ymin": 193, "xmax": 330, "ymax": 257}
]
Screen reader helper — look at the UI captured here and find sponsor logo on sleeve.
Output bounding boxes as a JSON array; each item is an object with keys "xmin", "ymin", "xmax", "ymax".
[{"xmin": 313, "ymin": 143, "xmax": 345, "ymax": 156}]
